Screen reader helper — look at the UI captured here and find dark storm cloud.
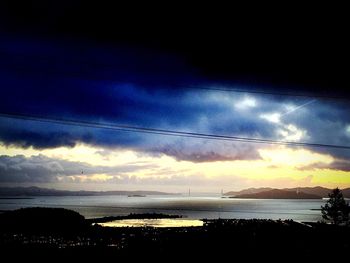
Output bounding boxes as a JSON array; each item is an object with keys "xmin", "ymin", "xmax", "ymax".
[
  {"xmin": 149, "ymin": 138, "xmax": 262, "ymax": 162},
  {"xmin": 1, "ymin": 36, "xmax": 350, "ymax": 162},
  {"xmin": 0, "ymin": 154, "xmax": 155, "ymax": 183},
  {"xmin": 280, "ymin": 100, "xmax": 350, "ymax": 159},
  {"xmin": 1, "ymin": 1, "xmax": 348, "ymax": 93},
  {"xmin": 298, "ymin": 160, "xmax": 350, "ymax": 172}
]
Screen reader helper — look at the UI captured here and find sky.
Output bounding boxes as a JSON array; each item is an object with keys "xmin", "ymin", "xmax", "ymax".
[{"xmin": 0, "ymin": 3, "xmax": 349, "ymax": 192}]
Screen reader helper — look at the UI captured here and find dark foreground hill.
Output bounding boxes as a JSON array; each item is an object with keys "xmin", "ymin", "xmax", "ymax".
[
  {"xmin": 1, "ymin": 207, "xmax": 350, "ymax": 260},
  {"xmin": 0, "ymin": 207, "xmax": 88, "ymax": 235}
]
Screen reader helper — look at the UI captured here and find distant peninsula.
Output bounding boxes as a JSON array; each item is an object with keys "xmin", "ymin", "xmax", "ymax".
[
  {"xmin": 0, "ymin": 186, "xmax": 176, "ymax": 197},
  {"xmin": 225, "ymin": 186, "xmax": 350, "ymax": 199},
  {"xmin": 230, "ymin": 189, "xmax": 321, "ymax": 199}
]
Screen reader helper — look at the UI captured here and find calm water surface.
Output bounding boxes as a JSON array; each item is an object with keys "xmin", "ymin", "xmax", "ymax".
[{"xmin": 0, "ymin": 194, "xmax": 326, "ymax": 222}]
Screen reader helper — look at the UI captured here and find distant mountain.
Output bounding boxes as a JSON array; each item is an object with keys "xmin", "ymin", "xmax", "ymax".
[
  {"xmin": 225, "ymin": 186, "xmax": 350, "ymax": 198},
  {"xmin": 224, "ymin": 187, "xmax": 274, "ymax": 196},
  {"xmin": 232, "ymin": 189, "xmax": 321, "ymax": 199},
  {"xmin": 284, "ymin": 187, "xmax": 331, "ymax": 197},
  {"xmin": 0, "ymin": 186, "xmax": 175, "ymax": 197}
]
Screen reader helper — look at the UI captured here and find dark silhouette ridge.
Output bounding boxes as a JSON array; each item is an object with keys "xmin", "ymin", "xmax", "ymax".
[
  {"xmin": 0, "ymin": 207, "xmax": 88, "ymax": 235},
  {"xmin": 1, "ymin": 208, "xmax": 350, "ymax": 260}
]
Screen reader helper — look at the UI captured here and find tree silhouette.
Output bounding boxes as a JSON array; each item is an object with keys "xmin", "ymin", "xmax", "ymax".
[{"xmin": 321, "ymin": 188, "xmax": 350, "ymax": 225}]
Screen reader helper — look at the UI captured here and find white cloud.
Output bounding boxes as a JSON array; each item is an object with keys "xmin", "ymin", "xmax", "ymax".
[
  {"xmin": 260, "ymin": 113, "xmax": 281, "ymax": 123},
  {"xmin": 277, "ymin": 124, "xmax": 307, "ymax": 141},
  {"xmin": 346, "ymin": 125, "xmax": 350, "ymax": 136},
  {"xmin": 235, "ymin": 96, "xmax": 257, "ymax": 109}
]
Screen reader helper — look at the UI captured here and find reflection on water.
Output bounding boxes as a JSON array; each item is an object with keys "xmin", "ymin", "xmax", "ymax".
[{"xmin": 99, "ymin": 218, "xmax": 203, "ymax": 228}]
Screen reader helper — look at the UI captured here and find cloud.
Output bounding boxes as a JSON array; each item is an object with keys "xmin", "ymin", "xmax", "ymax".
[
  {"xmin": 298, "ymin": 159, "xmax": 350, "ymax": 172},
  {"xmin": 2, "ymin": 88, "xmax": 350, "ymax": 162},
  {"xmin": 282, "ymin": 100, "xmax": 350, "ymax": 159},
  {"xmin": 151, "ymin": 139, "xmax": 261, "ymax": 162},
  {"xmin": 1, "ymin": 37, "xmax": 350, "ymax": 163},
  {"xmin": 0, "ymin": 154, "xmax": 154, "ymax": 183},
  {"xmin": 0, "ymin": 83, "xmax": 277, "ymax": 162},
  {"xmin": 234, "ymin": 96, "xmax": 257, "ymax": 109},
  {"xmin": 260, "ymin": 113, "xmax": 281, "ymax": 123}
]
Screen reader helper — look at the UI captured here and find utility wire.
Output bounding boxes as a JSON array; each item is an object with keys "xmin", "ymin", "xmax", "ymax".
[
  {"xmin": 1, "ymin": 112, "xmax": 350, "ymax": 150},
  {"xmin": 186, "ymin": 86, "xmax": 350, "ymax": 100}
]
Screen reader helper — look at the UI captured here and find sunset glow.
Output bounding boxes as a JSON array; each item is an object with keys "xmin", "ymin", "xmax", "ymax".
[{"xmin": 1, "ymin": 142, "xmax": 349, "ymax": 192}]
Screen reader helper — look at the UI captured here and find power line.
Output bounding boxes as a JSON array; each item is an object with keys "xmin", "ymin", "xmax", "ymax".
[
  {"xmin": 1, "ymin": 112, "xmax": 350, "ymax": 150},
  {"xmin": 186, "ymin": 86, "xmax": 350, "ymax": 100}
]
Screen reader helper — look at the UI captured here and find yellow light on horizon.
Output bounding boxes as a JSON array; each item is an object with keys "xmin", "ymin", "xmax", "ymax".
[{"xmin": 1, "ymin": 143, "xmax": 349, "ymax": 190}]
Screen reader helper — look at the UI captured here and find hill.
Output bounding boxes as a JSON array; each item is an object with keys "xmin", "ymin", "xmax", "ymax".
[
  {"xmin": 231, "ymin": 189, "xmax": 321, "ymax": 199},
  {"xmin": 284, "ymin": 186, "xmax": 331, "ymax": 197},
  {"xmin": 0, "ymin": 186, "xmax": 175, "ymax": 197},
  {"xmin": 224, "ymin": 187, "xmax": 273, "ymax": 196},
  {"xmin": 1, "ymin": 210, "xmax": 350, "ymax": 260},
  {"xmin": 225, "ymin": 186, "xmax": 350, "ymax": 198},
  {"xmin": 0, "ymin": 207, "xmax": 88, "ymax": 235}
]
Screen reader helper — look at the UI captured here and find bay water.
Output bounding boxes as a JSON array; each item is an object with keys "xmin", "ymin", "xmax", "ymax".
[{"xmin": 0, "ymin": 194, "xmax": 326, "ymax": 222}]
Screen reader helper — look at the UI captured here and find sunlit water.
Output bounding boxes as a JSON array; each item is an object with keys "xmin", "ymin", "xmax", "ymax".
[
  {"xmin": 0, "ymin": 194, "xmax": 326, "ymax": 222},
  {"xmin": 99, "ymin": 218, "xmax": 204, "ymax": 228}
]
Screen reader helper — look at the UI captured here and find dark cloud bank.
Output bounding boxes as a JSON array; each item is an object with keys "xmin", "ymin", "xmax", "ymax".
[
  {"xmin": 1, "ymin": 5, "xmax": 350, "ymax": 187},
  {"xmin": 1, "ymin": 37, "xmax": 350, "ymax": 164}
]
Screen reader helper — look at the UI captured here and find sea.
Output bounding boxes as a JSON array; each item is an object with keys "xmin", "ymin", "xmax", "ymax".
[{"xmin": 0, "ymin": 194, "xmax": 326, "ymax": 222}]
